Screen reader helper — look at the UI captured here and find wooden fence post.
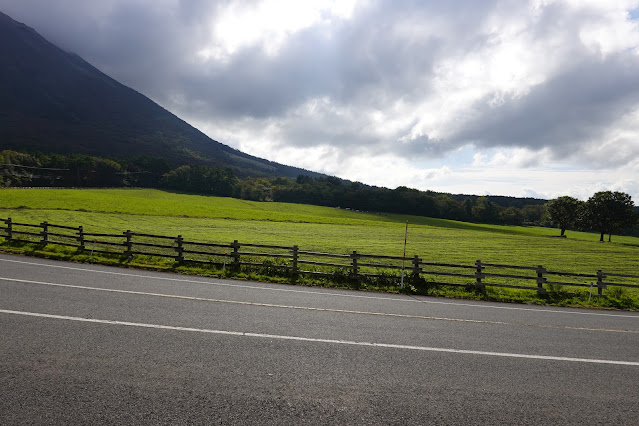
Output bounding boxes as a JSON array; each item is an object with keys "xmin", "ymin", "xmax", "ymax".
[
  {"xmin": 411, "ymin": 255, "xmax": 422, "ymax": 285},
  {"xmin": 40, "ymin": 221, "xmax": 49, "ymax": 244},
  {"xmin": 475, "ymin": 260, "xmax": 484, "ymax": 290},
  {"xmin": 291, "ymin": 245, "xmax": 299, "ymax": 277},
  {"xmin": 597, "ymin": 270, "xmax": 606, "ymax": 295},
  {"xmin": 351, "ymin": 251, "xmax": 360, "ymax": 280},
  {"xmin": 124, "ymin": 230, "xmax": 133, "ymax": 260},
  {"xmin": 175, "ymin": 235, "xmax": 184, "ymax": 263},
  {"xmin": 231, "ymin": 240, "xmax": 240, "ymax": 268},
  {"xmin": 4, "ymin": 217, "xmax": 11, "ymax": 240},
  {"xmin": 536, "ymin": 265, "xmax": 547, "ymax": 294},
  {"xmin": 78, "ymin": 226, "xmax": 85, "ymax": 251}
]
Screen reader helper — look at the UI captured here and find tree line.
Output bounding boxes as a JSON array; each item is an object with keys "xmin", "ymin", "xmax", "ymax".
[
  {"xmin": 0, "ymin": 150, "xmax": 236, "ymax": 195},
  {"xmin": 233, "ymin": 174, "xmax": 548, "ymax": 225},
  {"xmin": 1, "ymin": 150, "xmax": 637, "ymax": 237},
  {"xmin": 546, "ymin": 193, "xmax": 637, "ymax": 241}
]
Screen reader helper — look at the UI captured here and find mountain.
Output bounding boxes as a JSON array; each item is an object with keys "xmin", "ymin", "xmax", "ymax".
[{"xmin": 0, "ymin": 11, "xmax": 322, "ymax": 178}]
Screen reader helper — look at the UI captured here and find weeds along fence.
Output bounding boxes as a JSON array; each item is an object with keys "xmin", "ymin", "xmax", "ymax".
[{"xmin": 2, "ymin": 217, "xmax": 639, "ymax": 296}]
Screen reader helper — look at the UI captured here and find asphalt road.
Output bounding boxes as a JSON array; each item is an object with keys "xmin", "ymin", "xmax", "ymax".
[{"xmin": 1, "ymin": 253, "xmax": 638, "ymax": 425}]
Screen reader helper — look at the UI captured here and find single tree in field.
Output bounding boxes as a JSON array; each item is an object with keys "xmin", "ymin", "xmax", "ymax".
[
  {"xmin": 580, "ymin": 191, "xmax": 636, "ymax": 242},
  {"xmin": 546, "ymin": 196, "xmax": 582, "ymax": 236}
]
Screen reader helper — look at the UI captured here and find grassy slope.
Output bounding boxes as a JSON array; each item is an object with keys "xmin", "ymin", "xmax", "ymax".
[{"xmin": 1, "ymin": 188, "xmax": 638, "ymax": 276}]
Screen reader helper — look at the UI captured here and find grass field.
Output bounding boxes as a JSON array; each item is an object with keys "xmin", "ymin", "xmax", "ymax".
[{"xmin": 2, "ymin": 188, "xmax": 638, "ymax": 309}]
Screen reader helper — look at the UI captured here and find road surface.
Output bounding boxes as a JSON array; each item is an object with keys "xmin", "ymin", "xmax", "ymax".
[{"xmin": 1, "ymin": 253, "xmax": 638, "ymax": 424}]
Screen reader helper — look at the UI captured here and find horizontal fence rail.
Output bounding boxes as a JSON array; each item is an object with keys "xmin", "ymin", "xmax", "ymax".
[{"xmin": 2, "ymin": 217, "xmax": 638, "ymax": 296}]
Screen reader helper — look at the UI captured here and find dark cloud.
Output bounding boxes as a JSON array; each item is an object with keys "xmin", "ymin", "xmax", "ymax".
[
  {"xmin": 450, "ymin": 54, "xmax": 639, "ymax": 166},
  {"xmin": 173, "ymin": 29, "xmax": 342, "ymax": 120},
  {"xmin": 169, "ymin": 1, "xmax": 449, "ymax": 121}
]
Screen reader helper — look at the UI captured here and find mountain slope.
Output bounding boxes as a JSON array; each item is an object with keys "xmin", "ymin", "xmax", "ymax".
[{"xmin": 0, "ymin": 11, "xmax": 321, "ymax": 178}]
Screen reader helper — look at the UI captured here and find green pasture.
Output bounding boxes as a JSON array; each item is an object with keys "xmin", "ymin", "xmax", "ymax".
[
  {"xmin": 1, "ymin": 188, "xmax": 639, "ymax": 309},
  {"xmin": 1, "ymin": 188, "xmax": 638, "ymax": 274}
]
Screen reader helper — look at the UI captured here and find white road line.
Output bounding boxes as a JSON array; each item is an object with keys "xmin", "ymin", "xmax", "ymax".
[
  {"xmin": 2, "ymin": 276, "xmax": 638, "ymax": 333},
  {"xmin": 1, "ymin": 256, "xmax": 639, "ymax": 319},
  {"xmin": 1, "ymin": 308, "xmax": 638, "ymax": 366}
]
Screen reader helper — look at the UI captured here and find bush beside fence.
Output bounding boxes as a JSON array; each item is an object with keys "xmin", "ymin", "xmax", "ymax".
[{"xmin": 2, "ymin": 217, "xmax": 638, "ymax": 296}]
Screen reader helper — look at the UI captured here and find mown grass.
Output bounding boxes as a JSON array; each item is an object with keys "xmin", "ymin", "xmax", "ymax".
[
  {"xmin": 1, "ymin": 188, "xmax": 638, "ymax": 310},
  {"xmin": 0, "ymin": 188, "xmax": 392, "ymax": 224}
]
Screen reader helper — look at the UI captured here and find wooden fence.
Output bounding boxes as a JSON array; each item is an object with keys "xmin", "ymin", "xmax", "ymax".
[{"xmin": 2, "ymin": 217, "xmax": 639, "ymax": 296}]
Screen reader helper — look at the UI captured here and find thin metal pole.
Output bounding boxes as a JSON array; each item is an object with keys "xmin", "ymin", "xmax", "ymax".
[
  {"xmin": 400, "ymin": 221, "xmax": 408, "ymax": 288},
  {"xmin": 89, "ymin": 239, "xmax": 97, "ymax": 261}
]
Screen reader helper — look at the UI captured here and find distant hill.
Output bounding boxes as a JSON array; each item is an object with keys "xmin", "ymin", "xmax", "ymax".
[{"xmin": 0, "ymin": 11, "xmax": 322, "ymax": 179}]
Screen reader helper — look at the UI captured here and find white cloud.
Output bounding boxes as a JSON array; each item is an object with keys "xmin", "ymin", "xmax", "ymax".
[
  {"xmin": 198, "ymin": 0, "xmax": 358, "ymax": 61},
  {"xmin": 471, "ymin": 148, "xmax": 553, "ymax": 168}
]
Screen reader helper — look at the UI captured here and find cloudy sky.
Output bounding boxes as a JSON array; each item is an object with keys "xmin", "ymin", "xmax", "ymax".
[{"xmin": 2, "ymin": 0, "xmax": 639, "ymax": 200}]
